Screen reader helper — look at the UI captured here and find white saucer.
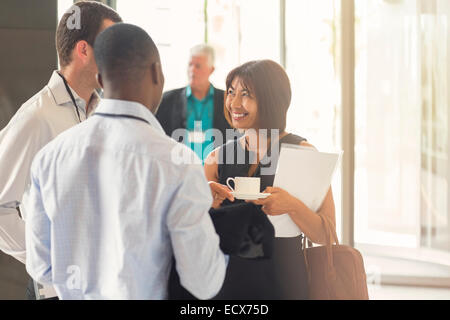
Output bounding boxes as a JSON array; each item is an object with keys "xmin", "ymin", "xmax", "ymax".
[{"xmin": 231, "ymin": 192, "xmax": 271, "ymax": 200}]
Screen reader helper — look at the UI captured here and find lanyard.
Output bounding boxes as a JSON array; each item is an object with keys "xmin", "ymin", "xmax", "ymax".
[
  {"xmin": 92, "ymin": 112, "xmax": 150, "ymax": 125},
  {"xmin": 57, "ymin": 72, "xmax": 82, "ymax": 123}
]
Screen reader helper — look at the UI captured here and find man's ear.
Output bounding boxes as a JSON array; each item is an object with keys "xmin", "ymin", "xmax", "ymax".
[
  {"xmin": 96, "ymin": 73, "xmax": 103, "ymax": 88},
  {"xmin": 74, "ymin": 40, "xmax": 89, "ymax": 61},
  {"xmin": 150, "ymin": 62, "xmax": 162, "ymax": 85}
]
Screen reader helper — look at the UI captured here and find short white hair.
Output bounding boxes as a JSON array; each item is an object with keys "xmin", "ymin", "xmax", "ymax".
[{"xmin": 189, "ymin": 44, "xmax": 215, "ymax": 67}]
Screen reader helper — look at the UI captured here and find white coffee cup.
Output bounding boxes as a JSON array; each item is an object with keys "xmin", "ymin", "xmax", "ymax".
[{"xmin": 226, "ymin": 177, "xmax": 260, "ymax": 195}]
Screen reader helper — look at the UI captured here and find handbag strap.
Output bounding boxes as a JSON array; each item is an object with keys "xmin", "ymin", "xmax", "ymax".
[
  {"xmin": 321, "ymin": 213, "xmax": 339, "ymax": 246},
  {"xmin": 302, "ymin": 213, "xmax": 339, "ymax": 276}
]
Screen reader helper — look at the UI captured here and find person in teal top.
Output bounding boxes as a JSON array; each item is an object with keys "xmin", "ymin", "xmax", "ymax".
[
  {"xmin": 185, "ymin": 84, "xmax": 215, "ymax": 162},
  {"xmin": 156, "ymin": 44, "xmax": 232, "ymax": 163}
]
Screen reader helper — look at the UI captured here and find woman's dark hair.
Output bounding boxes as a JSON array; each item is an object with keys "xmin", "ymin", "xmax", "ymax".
[
  {"xmin": 56, "ymin": 1, "xmax": 122, "ymax": 68},
  {"xmin": 224, "ymin": 60, "xmax": 291, "ymax": 131}
]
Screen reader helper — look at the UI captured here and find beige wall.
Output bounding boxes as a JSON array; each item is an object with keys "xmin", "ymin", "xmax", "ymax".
[{"xmin": 0, "ymin": 0, "xmax": 57, "ymax": 129}]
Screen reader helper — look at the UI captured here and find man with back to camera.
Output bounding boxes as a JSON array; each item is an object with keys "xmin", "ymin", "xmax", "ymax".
[
  {"xmin": 156, "ymin": 44, "xmax": 232, "ymax": 163},
  {"xmin": 24, "ymin": 23, "xmax": 228, "ymax": 299},
  {"xmin": 0, "ymin": 1, "xmax": 122, "ymax": 299}
]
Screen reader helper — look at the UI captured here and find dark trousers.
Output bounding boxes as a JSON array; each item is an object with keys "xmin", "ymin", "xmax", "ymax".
[
  {"xmin": 25, "ymin": 277, "xmax": 36, "ymax": 300},
  {"xmin": 25, "ymin": 277, "xmax": 58, "ymax": 300}
]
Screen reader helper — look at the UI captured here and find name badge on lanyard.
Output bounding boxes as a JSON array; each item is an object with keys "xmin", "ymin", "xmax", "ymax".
[{"xmin": 188, "ymin": 120, "xmax": 206, "ymax": 143}]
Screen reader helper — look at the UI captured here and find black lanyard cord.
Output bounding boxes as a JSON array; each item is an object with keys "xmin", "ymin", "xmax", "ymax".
[
  {"xmin": 57, "ymin": 72, "xmax": 82, "ymax": 123},
  {"xmin": 92, "ymin": 112, "xmax": 150, "ymax": 125}
]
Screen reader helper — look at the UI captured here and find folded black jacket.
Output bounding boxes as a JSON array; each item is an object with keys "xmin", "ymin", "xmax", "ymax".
[
  {"xmin": 168, "ymin": 202, "xmax": 275, "ymax": 299},
  {"xmin": 209, "ymin": 202, "xmax": 274, "ymax": 258}
]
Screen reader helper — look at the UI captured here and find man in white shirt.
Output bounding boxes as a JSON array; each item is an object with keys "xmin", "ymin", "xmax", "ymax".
[
  {"xmin": 0, "ymin": 1, "xmax": 122, "ymax": 298},
  {"xmin": 24, "ymin": 23, "xmax": 228, "ymax": 300}
]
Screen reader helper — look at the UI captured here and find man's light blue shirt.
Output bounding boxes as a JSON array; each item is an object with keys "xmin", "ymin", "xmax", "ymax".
[{"xmin": 24, "ymin": 99, "xmax": 228, "ymax": 300}]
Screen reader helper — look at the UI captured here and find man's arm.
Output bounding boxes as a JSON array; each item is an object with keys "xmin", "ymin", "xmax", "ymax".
[
  {"xmin": 166, "ymin": 164, "xmax": 228, "ymax": 300},
  {"xmin": 0, "ymin": 111, "xmax": 48, "ymax": 263},
  {"xmin": 0, "ymin": 210, "xmax": 26, "ymax": 263},
  {"xmin": 24, "ymin": 161, "xmax": 52, "ymax": 285}
]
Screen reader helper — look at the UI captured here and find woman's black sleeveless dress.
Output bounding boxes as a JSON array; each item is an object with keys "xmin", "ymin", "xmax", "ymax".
[{"xmin": 213, "ymin": 133, "xmax": 309, "ymax": 300}]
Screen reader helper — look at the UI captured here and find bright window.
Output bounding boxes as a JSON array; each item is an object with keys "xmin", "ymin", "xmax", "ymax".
[{"xmin": 354, "ymin": 0, "xmax": 450, "ymax": 258}]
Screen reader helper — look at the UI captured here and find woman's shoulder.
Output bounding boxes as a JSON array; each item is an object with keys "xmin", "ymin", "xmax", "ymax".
[
  {"xmin": 282, "ymin": 132, "xmax": 307, "ymax": 145},
  {"xmin": 281, "ymin": 132, "xmax": 318, "ymax": 150},
  {"xmin": 300, "ymin": 140, "xmax": 315, "ymax": 148}
]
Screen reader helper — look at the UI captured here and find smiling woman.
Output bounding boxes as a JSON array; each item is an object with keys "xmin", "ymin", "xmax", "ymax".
[
  {"xmin": 203, "ymin": 59, "xmax": 337, "ymax": 299},
  {"xmin": 224, "ymin": 60, "xmax": 291, "ymax": 133},
  {"xmin": 225, "ymin": 78, "xmax": 258, "ymax": 128}
]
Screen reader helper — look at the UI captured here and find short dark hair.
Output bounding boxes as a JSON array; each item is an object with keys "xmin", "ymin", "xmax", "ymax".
[
  {"xmin": 224, "ymin": 60, "xmax": 291, "ymax": 132},
  {"xmin": 94, "ymin": 23, "xmax": 159, "ymax": 83},
  {"xmin": 56, "ymin": 1, "xmax": 122, "ymax": 68}
]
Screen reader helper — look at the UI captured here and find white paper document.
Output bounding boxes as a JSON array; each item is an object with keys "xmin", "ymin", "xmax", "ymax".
[{"xmin": 268, "ymin": 144, "xmax": 342, "ymax": 237}]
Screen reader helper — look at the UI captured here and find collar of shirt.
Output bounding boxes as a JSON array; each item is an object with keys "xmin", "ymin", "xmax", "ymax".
[
  {"xmin": 186, "ymin": 84, "xmax": 214, "ymax": 102},
  {"xmin": 94, "ymin": 98, "xmax": 165, "ymax": 134},
  {"xmin": 47, "ymin": 70, "xmax": 100, "ymax": 118}
]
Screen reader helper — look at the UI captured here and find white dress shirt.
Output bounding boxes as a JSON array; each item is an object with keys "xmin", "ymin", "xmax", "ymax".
[
  {"xmin": 24, "ymin": 98, "xmax": 228, "ymax": 300},
  {"xmin": 0, "ymin": 70, "xmax": 99, "ymax": 263}
]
